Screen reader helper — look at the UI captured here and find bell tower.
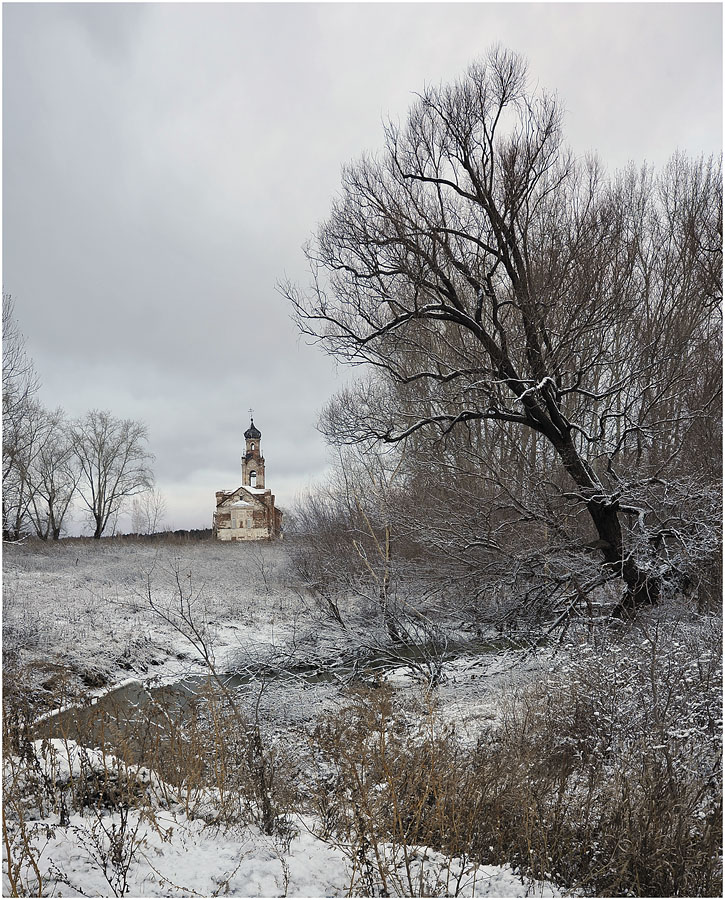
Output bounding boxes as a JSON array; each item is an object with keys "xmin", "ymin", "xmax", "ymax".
[{"xmin": 242, "ymin": 413, "xmax": 265, "ymax": 489}]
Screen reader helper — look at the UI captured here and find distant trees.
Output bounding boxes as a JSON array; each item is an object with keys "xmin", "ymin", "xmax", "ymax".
[
  {"xmin": 2, "ymin": 295, "xmax": 157, "ymax": 540},
  {"xmin": 286, "ymin": 48, "xmax": 722, "ymax": 621},
  {"xmin": 3, "ymin": 296, "xmax": 80, "ymax": 540},
  {"xmin": 26, "ymin": 407, "xmax": 80, "ymax": 540},
  {"xmin": 131, "ymin": 488, "xmax": 167, "ymax": 535},
  {"xmin": 71, "ymin": 411, "xmax": 155, "ymax": 539}
]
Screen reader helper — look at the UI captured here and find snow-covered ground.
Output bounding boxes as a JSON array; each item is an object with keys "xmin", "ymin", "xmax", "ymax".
[
  {"xmin": 4, "ymin": 538, "xmax": 562, "ymax": 898},
  {"xmin": 3, "ymin": 539, "xmax": 309, "ymax": 701},
  {"xmin": 3, "ymin": 538, "xmax": 528, "ymax": 727},
  {"xmin": 6, "ymin": 740, "xmax": 563, "ymax": 897},
  {"xmin": 16, "ymin": 812, "xmax": 562, "ymax": 898}
]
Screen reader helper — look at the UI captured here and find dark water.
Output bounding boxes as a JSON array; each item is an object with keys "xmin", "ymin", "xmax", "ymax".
[{"xmin": 32, "ymin": 636, "xmax": 513, "ymax": 752}]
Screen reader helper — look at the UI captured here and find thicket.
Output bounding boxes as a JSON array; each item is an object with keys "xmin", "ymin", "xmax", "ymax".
[{"xmin": 305, "ymin": 618, "xmax": 722, "ymax": 897}]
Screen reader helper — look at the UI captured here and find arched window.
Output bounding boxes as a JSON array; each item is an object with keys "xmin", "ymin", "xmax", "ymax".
[
  {"xmin": 250, "ymin": 471, "xmax": 257, "ymax": 488},
  {"xmin": 251, "ymin": 442, "xmax": 255, "ymax": 451}
]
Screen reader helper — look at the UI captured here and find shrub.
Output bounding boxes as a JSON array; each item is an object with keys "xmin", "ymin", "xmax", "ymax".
[{"xmin": 307, "ymin": 616, "xmax": 722, "ymax": 896}]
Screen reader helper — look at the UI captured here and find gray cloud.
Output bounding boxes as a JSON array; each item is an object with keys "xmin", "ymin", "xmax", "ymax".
[{"xmin": 4, "ymin": 2, "xmax": 721, "ymax": 531}]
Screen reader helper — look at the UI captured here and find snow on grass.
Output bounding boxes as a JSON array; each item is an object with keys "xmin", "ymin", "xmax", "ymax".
[
  {"xmin": 3, "ymin": 538, "xmax": 516, "ymax": 706},
  {"xmin": 4, "ymin": 539, "xmax": 570, "ymax": 897},
  {"xmin": 3, "ymin": 539, "xmax": 308, "ymax": 701},
  {"xmin": 5, "ymin": 806, "xmax": 564, "ymax": 897},
  {"xmin": 14, "ymin": 739, "xmax": 163, "ymax": 794},
  {"xmin": 4, "ymin": 740, "xmax": 563, "ymax": 898}
]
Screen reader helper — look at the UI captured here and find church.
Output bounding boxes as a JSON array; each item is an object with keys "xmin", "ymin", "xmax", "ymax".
[{"xmin": 213, "ymin": 416, "xmax": 283, "ymax": 541}]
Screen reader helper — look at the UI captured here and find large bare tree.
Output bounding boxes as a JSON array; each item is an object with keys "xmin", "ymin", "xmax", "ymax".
[
  {"xmin": 285, "ymin": 48, "xmax": 722, "ymax": 616},
  {"xmin": 71, "ymin": 410, "xmax": 154, "ymax": 539}
]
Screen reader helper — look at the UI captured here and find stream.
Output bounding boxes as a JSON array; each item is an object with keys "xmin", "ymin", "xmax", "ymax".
[{"xmin": 32, "ymin": 636, "xmax": 518, "ymax": 753}]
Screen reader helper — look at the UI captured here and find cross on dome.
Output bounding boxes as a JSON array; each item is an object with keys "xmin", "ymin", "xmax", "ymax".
[{"xmin": 244, "ymin": 415, "xmax": 261, "ymax": 440}]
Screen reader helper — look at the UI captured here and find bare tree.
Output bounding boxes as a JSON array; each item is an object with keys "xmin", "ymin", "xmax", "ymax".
[
  {"xmin": 25, "ymin": 407, "xmax": 80, "ymax": 540},
  {"xmin": 284, "ymin": 48, "xmax": 722, "ymax": 618},
  {"xmin": 2, "ymin": 398, "xmax": 47, "ymax": 541},
  {"xmin": 289, "ymin": 446, "xmax": 455, "ymax": 681},
  {"xmin": 2, "ymin": 294, "xmax": 40, "ymax": 430},
  {"xmin": 291, "ymin": 447, "xmax": 403, "ymax": 629},
  {"xmin": 71, "ymin": 410, "xmax": 155, "ymax": 539},
  {"xmin": 2, "ymin": 294, "xmax": 42, "ymax": 540},
  {"xmin": 131, "ymin": 488, "xmax": 167, "ymax": 535}
]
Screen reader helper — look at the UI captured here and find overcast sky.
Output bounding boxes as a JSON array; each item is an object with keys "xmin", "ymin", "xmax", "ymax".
[{"xmin": 3, "ymin": 1, "xmax": 722, "ymax": 533}]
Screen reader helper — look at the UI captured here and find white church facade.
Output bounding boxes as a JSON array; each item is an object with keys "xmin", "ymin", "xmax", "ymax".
[{"xmin": 213, "ymin": 417, "xmax": 283, "ymax": 541}]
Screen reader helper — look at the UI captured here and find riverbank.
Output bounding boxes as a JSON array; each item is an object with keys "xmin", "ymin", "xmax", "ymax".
[
  {"xmin": 4, "ymin": 538, "xmax": 563, "ymax": 897},
  {"xmin": 3, "ymin": 537, "xmax": 524, "ymax": 733},
  {"xmin": 3, "ymin": 539, "xmax": 312, "ymax": 705},
  {"xmin": 4, "ymin": 538, "xmax": 721, "ymax": 897}
]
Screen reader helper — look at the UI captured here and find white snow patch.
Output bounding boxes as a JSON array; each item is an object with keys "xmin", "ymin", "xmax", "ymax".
[{"xmin": 3, "ymin": 800, "xmax": 564, "ymax": 898}]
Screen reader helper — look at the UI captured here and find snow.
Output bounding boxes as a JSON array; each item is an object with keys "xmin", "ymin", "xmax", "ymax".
[
  {"xmin": 17, "ymin": 739, "xmax": 163, "ymax": 794},
  {"xmin": 6, "ymin": 805, "xmax": 563, "ymax": 897},
  {"xmin": 3, "ymin": 539, "xmax": 567, "ymax": 897},
  {"xmin": 3, "ymin": 540, "xmax": 518, "ymax": 706},
  {"xmin": 2, "ymin": 540, "xmax": 306, "ymax": 702},
  {"xmin": 4, "ymin": 739, "xmax": 563, "ymax": 898}
]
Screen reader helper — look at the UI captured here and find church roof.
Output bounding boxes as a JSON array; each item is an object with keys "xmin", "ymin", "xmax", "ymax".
[
  {"xmin": 244, "ymin": 418, "xmax": 261, "ymax": 439},
  {"xmin": 217, "ymin": 487, "xmax": 266, "ymax": 508}
]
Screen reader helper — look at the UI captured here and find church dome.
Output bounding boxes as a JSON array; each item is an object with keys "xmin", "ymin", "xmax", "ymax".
[{"xmin": 244, "ymin": 418, "xmax": 261, "ymax": 439}]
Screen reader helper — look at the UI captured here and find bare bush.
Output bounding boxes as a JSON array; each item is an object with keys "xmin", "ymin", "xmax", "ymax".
[
  {"xmin": 306, "ymin": 615, "xmax": 722, "ymax": 896},
  {"xmin": 140, "ymin": 557, "xmax": 295, "ymax": 837}
]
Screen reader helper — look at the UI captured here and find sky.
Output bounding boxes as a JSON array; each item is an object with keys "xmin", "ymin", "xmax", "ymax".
[{"xmin": 3, "ymin": 1, "xmax": 722, "ymax": 533}]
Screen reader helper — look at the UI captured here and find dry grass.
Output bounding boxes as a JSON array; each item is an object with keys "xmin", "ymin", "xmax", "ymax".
[
  {"xmin": 2, "ymin": 662, "xmax": 299, "ymax": 896},
  {"xmin": 305, "ymin": 618, "xmax": 722, "ymax": 897},
  {"xmin": 3, "ymin": 598, "xmax": 721, "ymax": 896}
]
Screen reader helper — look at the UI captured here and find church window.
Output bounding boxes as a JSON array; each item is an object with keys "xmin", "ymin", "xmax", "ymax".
[
  {"xmin": 251, "ymin": 442, "xmax": 255, "ymax": 450},
  {"xmin": 250, "ymin": 471, "xmax": 257, "ymax": 487}
]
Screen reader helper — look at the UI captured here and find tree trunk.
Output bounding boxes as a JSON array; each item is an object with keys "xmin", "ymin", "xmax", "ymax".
[
  {"xmin": 586, "ymin": 498, "xmax": 660, "ymax": 617},
  {"xmin": 552, "ymin": 430, "xmax": 660, "ymax": 617}
]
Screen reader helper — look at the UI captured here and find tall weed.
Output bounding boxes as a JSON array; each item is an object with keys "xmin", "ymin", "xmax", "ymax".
[{"xmin": 307, "ymin": 617, "xmax": 722, "ymax": 896}]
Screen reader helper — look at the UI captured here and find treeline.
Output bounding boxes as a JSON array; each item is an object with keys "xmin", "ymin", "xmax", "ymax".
[
  {"xmin": 18, "ymin": 528, "xmax": 214, "ymax": 544},
  {"xmin": 2, "ymin": 295, "xmax": 158, "ymax": 541},
  {"xmin": 115, "ymin": 528, "xmax": 212, "ymax": 542}
]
